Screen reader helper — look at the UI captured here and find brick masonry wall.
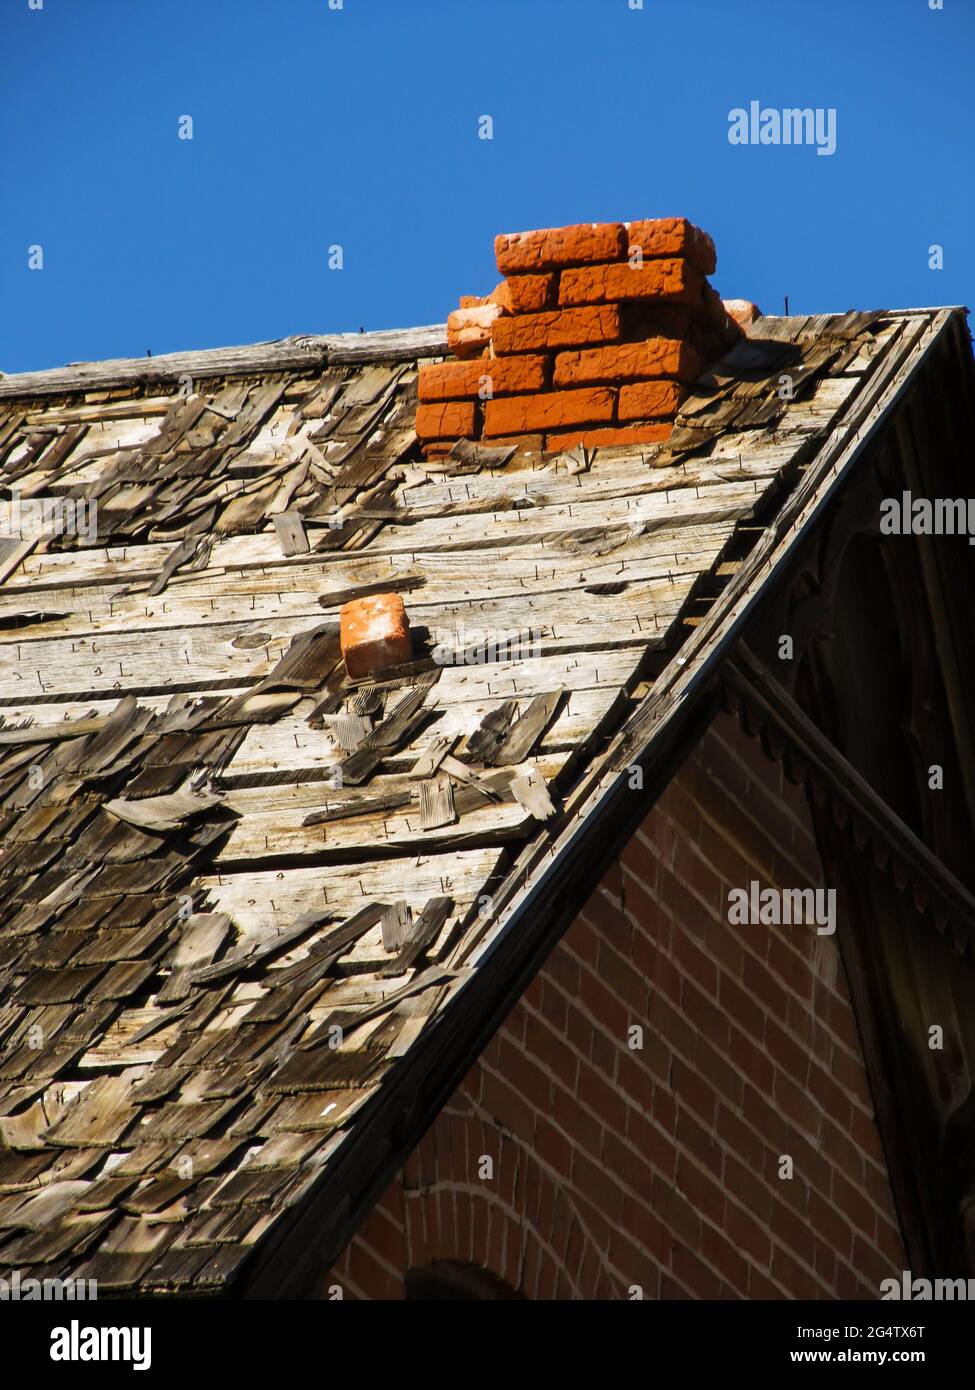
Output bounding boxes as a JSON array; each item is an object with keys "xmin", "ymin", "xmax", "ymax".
[{"xmin": 321, "ymin": 709, "xmax": 907, "ymax": 1300}]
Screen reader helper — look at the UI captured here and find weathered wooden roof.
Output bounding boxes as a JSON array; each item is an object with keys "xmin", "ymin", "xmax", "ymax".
[{"xmin": 0, "ymin": 307, "xmax": 959, "ymax": 1293}]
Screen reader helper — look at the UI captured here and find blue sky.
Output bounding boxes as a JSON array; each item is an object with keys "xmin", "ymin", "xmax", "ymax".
[{"xmin": 1, "ymin": 0, "xmax": 972, "ymax": 373}]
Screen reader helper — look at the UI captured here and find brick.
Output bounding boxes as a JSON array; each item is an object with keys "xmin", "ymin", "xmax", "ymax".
[
  {"xmin": 483, "ymin": 386, "xmax": 615, "ymax": 437},
  {"xmin": 770, "ymin": 1195, "xmax": 816, "ymax": 1267},
  {"xmin": 728, "ymin": 1025, "xmax": 774, "ymax": 1091},
  {"xmin": 539, "ymin": 973, "xmax": 570, "ymax": 1039},
  {"xmin": 742, "ymin": 1083, "xmax": 788, "ymax": 1153},
  {"xmin": 417, "ymin": 354, "xmax": 547, "ymax": 401},
  {"xmin": 567, "ymin": 913, "xmax": 601, "ymax": 967},
  {"xmin": 725, "ymin": 1198, "xmax": 772, "ymax": 1267},
  {"xmin": 676, "ymin": 1152, "xmax": 726, "ymax": 1227},
  {"xmin": 578, "ymin": 1059, "xmax": 627, "ymax": 1132},
  {"xmin": 673, "ymin": 837, "xmax": 725, "ymax": 917},
  {"xmin": 670, "ymin": 1056, "xmax": 717, "ymax": 1126},
  {"xmin": 608, "ymin": 1225, "xmax": 663, "ymax": 1293},
  {"xmin": 498, "ymin": 1040, "xmax": 554, "ymax": 1113},
  {"xmin": 620, "ymin": 827, "xmax": 661, "ymax": 885},
  {"xmin": 617, "ymin": 379, "xmax": 684, "ymax": 421},
  {"xmin": 765, "ymin": 1017, "xmax": 811, "ymax": 1087},
  {"xmin": 590, "ymin": 1026, "xmax": 617, "ymax": 1078},
  {"xmin": 700, "ymin": 1223, "xmax": 750, "ymax": 1291},
  {"xmin": 564, "ymin": 1000, "xmax": 594, "ymax": 1057},
  {"xmin": 559, "ymin": 258, "xmax": 703, "ymax": 307},
  {"xmin": 768, "ymin": 933, "xmax": 814, "ymax": 1001},
  {"xmin": 621, "ymin": 1193, "xmax": 669, "ymax": 1263},
  {"xmin": 719, "ymin": 971, "xmax": 765, "ymax": 1040},
  {"xmin": 500, "ymin": 272, "xmax": 556, "ymax": 312},
  {"xmin": 534, "ymin": 1117, "xmax": 572, "ymax": 1175},
  {"xmin": 808, "ymin": 1059, "xmax": 853, "ymax": 1131},
  {"xmin": 348, "ymin": 1239, "xmax": 400, "ymax": 1298},
  {"xmin": 653, "ymin": 1175, "xmax": 702, "ymax": 1249},
  {"xmin": 524, "ymin": 1009, "xmax": 578, "ymax": 1089},
  {"xmin": 616, "ymin": 1049, "xmax": 655, "ymax": 1113},
  {"xmin": 723, "ymin": 297, "xmax": 762, "ymax": 329},
  {"xmin": 503, "ymin": 1216, "xmax": 521, "ymax": 1289},
  {"xmin": 491, "ymin": 304, "xmax": 621, "ymax": 354},
  {"xmin": 552, "ymin": 1078, "xmax": 603, "ymax": 1156},
  {"xmin": 546, "ymin": 423, "xmax": 672, "ymax": 452},
  {"xmin": 819, "ymin": 1113, "xmax": 864, "ymax": 1186},
  {"xmin": 650, "ymin": 1081, "xmax": 678, "ymax": 1138},
  {"xmin": 830, "ymin": 1038, "xmax": 874, "ymax": 1109},
  {"xmin": 626, "ymin": 217, "xmax": 717, "ymax": 274},
  {"xmin": 724, "ymin": 1153, "xmax": 773, "ymax": 1223},
  {"xmin": 849, "ymin": 1105, "xmax": 887, "ymax": 1166},
  {"xmin": 602, "ymin": 1128, "xmax": 655, "ymax": 1197},
  {"xmin": 360, "ymin": 1206, "xmax": 404, "ymax": 1268},
  {"xmin": 646, "ymin": 990, "xmax": 697, "ymax": 1066},
  {"xmin": 743, "ymin": 952, "xmax": 790, "ymax": 1022},
  {"xmin": 773, "ymin": 1067, "xmax": 820, "ymax": 1136},
  {"xmin": 676, "ymin": 1104, "xmax": 722, "ymax": 1177},
  {"xmin": 414, "ymin": 399, "xmax": 478, "ymax": 441},
  {"xmin": 553, "ymin": 338, "xmax": 702, "ymax": 386},
  {"xmin": 496, "ymin": 221, "xmax": 626, "ymax": 273},
  {"xmin": 694, "ymin": 1033, "xmax": 744, "ymax": 1107},
  {"xmin": 770, "ymin": 1242, "xmax": 820, "ymax": 1300},
  {"xmin": 595, "ymin": 937, "xmax": 650, "ymax": 1015},
  {"xmin": 571, "ymin": 1148, "xmax": 625, "ymax": 1224},
  {"xmin": 454, "ymin": 1193, "xmax": 473, "ymax": 1260},
  {"xmin": 480, "ymin": 1067, "xmax": 535, "ymax": 1136},
  {"xmin": 748, "ymin": 1265, "xmax": 784, "ymax": 1299},
  {"xmin": 680, "ymin": 976, "xmax": 730, "ymax": 1050},
  {"xmin": 814, "ymin": 1238, "xmax": 837, "ymax": 1290},
  {"xmin": 339, "ymin": 592, "xmax": 412, "ymax": 679},
  {"xmin": 714, "ymin": 1100, "xmax": 766, "ymax": 1171},
  {"xmin": 576, "ymin": 964, "xmax": 629, "ymax": 1036},
  {"xmin": 671, "ymin": 927, "xmax": 718, "ymax": 996},
  {"xmin": 447, "ymin": 303, "xmax": 503, "ymax": 358}
]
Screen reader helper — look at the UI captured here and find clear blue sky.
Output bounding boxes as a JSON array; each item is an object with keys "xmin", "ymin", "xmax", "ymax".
[{"xmin": 1, "ymin": 0, "xmax": 972, "ymax": 373}]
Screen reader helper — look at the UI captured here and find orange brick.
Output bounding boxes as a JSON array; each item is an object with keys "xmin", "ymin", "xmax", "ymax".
[
  {"xmin": 546, "ymin": 423, "xmax": 671, "ymax": 452},
  {"xmin": 483, "ymin": 387, "xmax": 615, "ymax": 437},
  {"xmin": 724, "ymin": 298, "xmax": 762, "ymax": 329},
  {"xmin": 553, "ymin": 339, "xmax": 702, "ymax": 387},
  {"xmin": 496, "ymin": 222, "xmax": 626, "ymax": 273},
  {"xmin": 447, "ymin": 303, "xmax": 503, "ymax": 358},
  {"xmin": 414, "ymin": 400, "xmax": 478, "ymax": 440},
  {"xmin": 503, "ymin": 272, "xmax": 556, "ymax": 313},
  {"xmin": 418, "ymin": 355, "xmax": 547, "ymax": 402},
  {"xmin": 617, "ymin": 380, "xmax": 684, "ymax": 420},
  {"xmin": 491, "ymin": 305, "xmax": 621, "ymax": 354},
  {"xmin": 340, "ymin": 592, "xmax": 412, "ymax": 679},
  {"xmin": 626, "ymin": 217, "xmax": 717, "ymax": 274},
  {"xmin": 559, "ymin": 258, "xmax": 703, "ymax": 307}
]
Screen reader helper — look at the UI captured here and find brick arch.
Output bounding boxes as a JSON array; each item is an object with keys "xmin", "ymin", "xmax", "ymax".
[{"xmin": 324, "ymin": 1101, "xmax": 623, "ymax": 1300}]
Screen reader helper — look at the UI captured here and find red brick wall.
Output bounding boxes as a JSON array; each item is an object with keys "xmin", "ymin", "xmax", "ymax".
[{"xmin": 321, "ymin": 710, "xmax": 907, "ymax": 1300}]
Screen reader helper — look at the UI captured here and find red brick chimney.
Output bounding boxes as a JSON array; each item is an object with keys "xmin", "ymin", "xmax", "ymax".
[{"xmin": 416, "ymin": 218, "xmax": 749, "ymax": 459}]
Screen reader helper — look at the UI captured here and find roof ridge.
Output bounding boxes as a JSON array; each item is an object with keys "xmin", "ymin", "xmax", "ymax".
[{"xmin": 0, "ymin": 324, "xmax": 450, "ymax": 400}]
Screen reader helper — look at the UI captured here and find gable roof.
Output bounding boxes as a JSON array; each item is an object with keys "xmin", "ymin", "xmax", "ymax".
[{"xmin": 0, "ymin": 305, "xmax": 964, "ymax": 1294}]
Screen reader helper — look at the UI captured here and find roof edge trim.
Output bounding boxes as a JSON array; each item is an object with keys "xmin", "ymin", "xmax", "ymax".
[{"xmin": 0, "ymin": 325, "xmax": 450, "ymax": 400}]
